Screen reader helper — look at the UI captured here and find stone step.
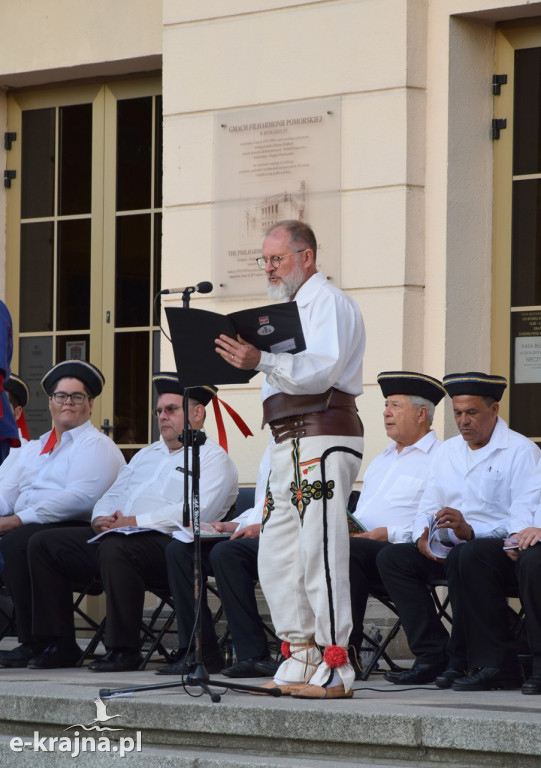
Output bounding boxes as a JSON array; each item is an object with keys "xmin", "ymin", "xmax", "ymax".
[
  {"xmin": 0, "ymin": 736, "xmax": 476, "ymax": 768},
  {"xmin": 0, "ymin": 669, "xmax": 540, "ymax": 768}
]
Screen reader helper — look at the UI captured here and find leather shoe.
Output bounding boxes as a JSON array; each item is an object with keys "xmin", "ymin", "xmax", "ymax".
[
  {"xmin": 384, "ymin": 662, "xmax": 446, "ymax": 685},
  {"xmin": 522, "ymin": 673, "xmax": 541, "ymax": 695},
  {"xmin": 28, "ymin": 642, "xmax": 82, "ymax": 669},
  {"xmin": 292, "ymin": 683, "xmax": 354, "ymax": 699},
  {"xmin": 155, "ymin": 647, "xmax": 225, "ymax": 676},
  {"xmin": 0, "ymin": 643, "xmax": 46, "ymax": 669},
  {"xmin": 249, "ymin": 681, "xmax": 304, "ymax": 696},
  {"xmin": 434, "ymin": 668, "xmax": 466, "ymax": 689},
  {"xmin": 87, "ymin": 648, "xmax": 142, "ymax": 673},
  {"xmin": 155, "ymin": 649, "xmax": 193, "ymax": 675},
  {"xmin": 222, "ymin": 656, "xmax": 280, "ymax": 678},
  {"xmin": 451, "ymin": 666, "xmax": 522, "ymax": 691}
]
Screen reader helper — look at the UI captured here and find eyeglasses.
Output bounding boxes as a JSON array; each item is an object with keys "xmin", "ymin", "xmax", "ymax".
[
  {"xmin": 255, "ymin": 248, "xmax": 306, "ymax": 270},
  {"xmin": 51, "ymin": 392, "xmax": 90, "ymax": 405},
  {"xmin": 152, "ymin": 405, "xmax": 182, "ymax": 417}
]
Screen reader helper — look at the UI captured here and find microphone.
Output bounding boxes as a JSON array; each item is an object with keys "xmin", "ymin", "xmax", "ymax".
[{"xmin": 161, "ymin": 281, "xmax": 213, "ymax": 296}]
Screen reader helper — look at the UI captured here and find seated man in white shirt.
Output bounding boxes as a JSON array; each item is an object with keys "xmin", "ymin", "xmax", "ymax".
[
  {"xmin": 0, "ymin": 360, "xmax": 125, "ymax": 668},
  {"xmin": 156, "ymin": 448, "xmax": 277, "ymax": 677},
  {"xmin": 445, "ymin": 464, "xmax": 541, "ymax": 693},
  {"xmin": 25, "ymin": 373, "xmax": 238, "ymax": 672},
  {"xmin": 348, "ymin": 371, "xmax": 445, "ymax": 660},
  {"xmin": 378, "ymin": 372, "xmax": 541, "ymax": 687}
]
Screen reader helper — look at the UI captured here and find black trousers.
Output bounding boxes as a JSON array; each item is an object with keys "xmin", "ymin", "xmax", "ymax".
[
  {"xmin": 348, "ymin": 537, "xmax": 390, "ymax": 649},
  {"xmin": 29, "ymin": 526, "xmax": 170, "ymax": 649},
  {"xmin": 1, "ymin": 520, "xmax": 88, "ymax": 644},
  {"xmin": 166, "ymin": 537, "xmax": 270, "ymax": 661},
  {"xmin": 454, "ymin": 537, "xmax": 541, "ymax": 671},
  {"xmin": 377, "ymin": 541, "xmax": 469, "ymax": 667}
]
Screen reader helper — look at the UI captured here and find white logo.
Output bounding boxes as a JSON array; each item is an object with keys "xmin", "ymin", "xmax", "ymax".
[
  {"xmin": 257, "ymin": 324, "xmax": 275, "ymax": 336},
  {"xmin": 64, "ymin": 697, "xmax": 123, "ymax": 732},
  {"xmin": 10, "ymin": 697, "xmax": 142, "ymax": 757}
]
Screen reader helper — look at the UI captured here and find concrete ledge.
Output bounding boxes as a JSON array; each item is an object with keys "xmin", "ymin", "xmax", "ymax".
[{"xmin": 0, "ymin": 669, "xmax": 540, "ymax": 766}]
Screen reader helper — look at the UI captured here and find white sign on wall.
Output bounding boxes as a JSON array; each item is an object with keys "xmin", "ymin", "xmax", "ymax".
[
  {"xmin": 212, "ymin": 98, "xmax": 341, "ymax": 297},
  {"xmin": 515, "ymin": 336, "xmax": 541, "ymax": 383}
]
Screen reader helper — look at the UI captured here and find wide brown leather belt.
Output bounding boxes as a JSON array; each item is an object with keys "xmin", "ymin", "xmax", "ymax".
[{"xmin": 263, "ymin": 388, "xmax": 364, "ymax": 444}]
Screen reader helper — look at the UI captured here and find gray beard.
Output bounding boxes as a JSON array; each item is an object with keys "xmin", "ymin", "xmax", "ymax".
[{"xmin": 266, "ymin": 262, "xmax": 305, "ymax": 300}]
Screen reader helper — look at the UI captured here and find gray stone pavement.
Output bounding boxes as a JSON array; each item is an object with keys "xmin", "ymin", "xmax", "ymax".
[{"xmin": 0, "ymin": 658, "xmax": 540, "ymax": 767}]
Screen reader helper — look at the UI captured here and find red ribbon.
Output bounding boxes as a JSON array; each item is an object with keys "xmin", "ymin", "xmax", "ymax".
[
  {"xmin": 211, "ymin": 397, "xmax": 253, "ymax": 453},
  {"xmin": 40, "ymin": 428, "xmax": 57, "ymax": 455},
  {"xmin": 17, "ymin": 411, "xmax": 30, "ymax": 442}
]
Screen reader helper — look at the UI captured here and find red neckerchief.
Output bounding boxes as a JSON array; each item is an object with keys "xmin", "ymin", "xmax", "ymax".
[{"xmin": 40, "ymin": 428, "xmax": 57, "ymax": 455}]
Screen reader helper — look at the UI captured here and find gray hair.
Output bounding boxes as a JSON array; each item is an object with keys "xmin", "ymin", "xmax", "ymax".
[
  {"xmin": 407, "ymin": 395, "xmax": 435, "ymax": 426},
  {"xmin": 265, "ymin": 219, "xmax": 317, "ymax": 261}
]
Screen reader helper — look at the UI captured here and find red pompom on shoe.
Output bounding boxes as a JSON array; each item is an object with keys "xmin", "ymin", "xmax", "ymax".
[
  {"xmin": 281, "ymin": 641, "xmax": 291, "ymax": 659},
  {"xmin": 323, "ymin": 645, "xmax": 348, "ymax": 668}
]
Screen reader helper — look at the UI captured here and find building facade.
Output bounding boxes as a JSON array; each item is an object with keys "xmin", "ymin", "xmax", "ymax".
[{"xmin": 0, "ymin": 0, "xmax": 540, "ymax": 479}]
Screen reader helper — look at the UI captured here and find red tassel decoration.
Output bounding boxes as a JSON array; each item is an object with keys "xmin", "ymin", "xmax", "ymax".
[
  {"xmin": 281, "ymin": 641, "xmax": 291, "ymax": 659},
  {"xmin": 323, "ymin": 645, "xmax": 348, "ymax": 668}
]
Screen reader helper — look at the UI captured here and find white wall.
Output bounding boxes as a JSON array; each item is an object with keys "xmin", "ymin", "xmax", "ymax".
[
  {"xmin": 0, "ymin": 0, "xmax": 162, "ymax": 88},
  {"xmin": 161, "ymin": 0, "xmax": 429, "ymax": 478}
]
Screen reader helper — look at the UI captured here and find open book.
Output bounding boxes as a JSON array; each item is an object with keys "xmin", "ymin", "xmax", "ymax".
[
  {"xmin": 166, "ymin": 301, "xmax": 306, "ymax": 385},
  {"xmin": 172, "ymin": 521, "xmax": 231, "ymax": 544}
]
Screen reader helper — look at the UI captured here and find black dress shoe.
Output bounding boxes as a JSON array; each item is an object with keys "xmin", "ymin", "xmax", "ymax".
[
  {"xmin": 28, "ymin": 642, "xmax": 82, "ymax": 669},
  {"xmin": 0, "ymin": 643, "xmax": 46, "ymax": 669},
  {"xmin": 87, "ymin": 648, "xmax": 142, "ymax": 673},
  {"xmin": 155, "ymin": 650, "xmax": 194, "ymax": 676},
  {"xmin": 434, "ymin": 668, "xmax": 466, "ymax": 689},
  {"xmin": 451, "ymin": 666, "xmax": 522, "ymax": 691},
  {"xmin": 222, "ymin": 656, "xmax": 280, "ymax": 678},
  {"xmin": 155, "ymin": 647, "xmax": 225, "ymax": 676},
  {"xmin": 522, "ymin": 673, "xmax": 541, "ymax": 695},
  {"xmin": 253, "ymin": 657, "xmax": 281, "ymax": 677},
  {"xmin": 384, "ymin": 662, "xmax": 446, "ymax": 685}
]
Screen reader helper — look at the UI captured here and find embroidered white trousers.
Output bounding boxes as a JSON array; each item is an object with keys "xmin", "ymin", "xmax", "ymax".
[{"xmin": 258, "ymin": 434, "xmax": 363, "ymax": 690}]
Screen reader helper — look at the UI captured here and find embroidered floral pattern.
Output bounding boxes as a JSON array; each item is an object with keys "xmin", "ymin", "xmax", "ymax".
[
  {"xmin": 290, "ymin": 440, "xmax": 335, "ymax": 524},
  {"xmin": 261, "ymin": 481, "xmax": 274, "ymax": 531}
]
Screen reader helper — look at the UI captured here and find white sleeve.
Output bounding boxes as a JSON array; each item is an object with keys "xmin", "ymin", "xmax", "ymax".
[
  {"xmin": 235, "ymin": 445, "xmax": 270, "ymax": 531},
  {"xmin": 256, "ymin": 293, "xmax": 362, "ymax": 395}
]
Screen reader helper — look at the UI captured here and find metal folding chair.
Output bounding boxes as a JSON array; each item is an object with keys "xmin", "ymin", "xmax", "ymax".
[{"xmin": 359, "ymin": 579, "xmax": 452, "ymax": 680}]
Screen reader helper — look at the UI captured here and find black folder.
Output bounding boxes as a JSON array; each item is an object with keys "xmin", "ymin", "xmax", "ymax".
[{"xmin": 165, "ymin": 302, "xmax": 306, "ymax": 387}]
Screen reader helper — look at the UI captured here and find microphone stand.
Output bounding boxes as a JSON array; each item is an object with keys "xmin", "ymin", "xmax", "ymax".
[{"xmin": 99, "ymin": 294, "xmax": 278, "ymax": 704}]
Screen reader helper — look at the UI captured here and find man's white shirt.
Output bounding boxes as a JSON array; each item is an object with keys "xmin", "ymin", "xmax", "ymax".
[
  {"xmin": 412, "ymin": 417, "xmax": 541, "ymax": 542},
  {"xmin": 256, "ymin": 271, "xmax": 366, "ymax": 398},
  {"xmin": 0, "ymin": 420, "xmax": 125, "ymax": 524},
  {"xmin": 91, "ymin": 436, "xmax": 238, "ymax": 535},
  {"xmin": 353, "ymin": 430, "xmax": 441, "ymax": 543}
]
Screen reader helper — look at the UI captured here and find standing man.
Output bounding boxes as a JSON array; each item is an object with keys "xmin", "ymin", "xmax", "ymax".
[
  {"xmin": 25, "ymin": 373, "xmax": 237, "ymax": 672},
  {"xmin": 0, "ymin": 360, "xmax": 125, "ymax": 668},
  {"xmin": 378, "ymin": 372, "xmax": 540, "ymax": 687},
  {"xmin": 349, "ymin": 371, "xmax": 444, "ymax": 655},
  {"xmin": 0, "ymin": 302, "xmax": 21, "ymax": 464},
  {"xmin": 216, "ymin": 220, "xmax": 365, "ymax": 699}
]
